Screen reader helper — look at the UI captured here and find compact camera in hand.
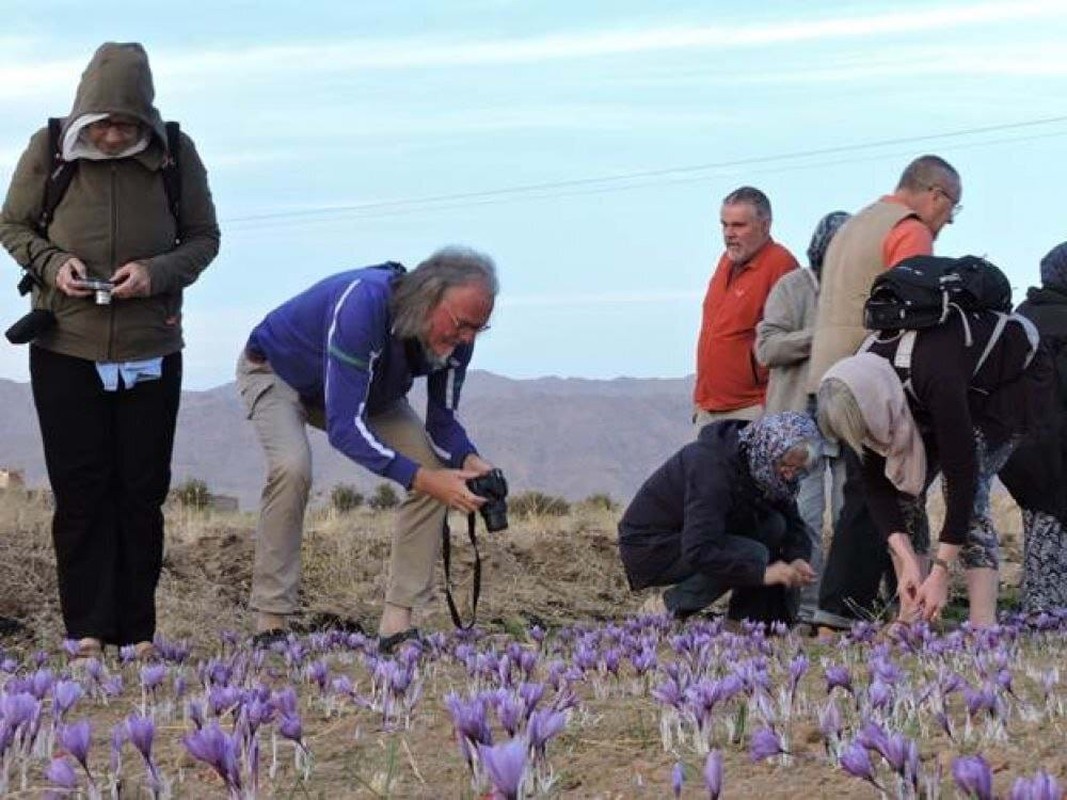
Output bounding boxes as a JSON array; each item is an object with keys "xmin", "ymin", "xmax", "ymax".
[
  {"xmin": 72, "ymin": 278, "xmax": 114, "ymax": 305},
  {"xmin": 466, "ymin": 468, "xmax": 509, "ymax": 532}
]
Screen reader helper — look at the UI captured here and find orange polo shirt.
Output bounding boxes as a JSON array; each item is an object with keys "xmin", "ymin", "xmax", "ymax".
[
  {"xmin": 694, "ymin": 240, "xmax": 798, "ymax": 411},
  {"xmin": 881, "ymin": 202, "xmax": 934, "ymax": 267}
]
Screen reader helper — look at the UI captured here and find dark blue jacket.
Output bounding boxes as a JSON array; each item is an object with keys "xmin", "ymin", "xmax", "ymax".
[
  {"xmin": 246, "ymin": 264, "xmax": 477, "ymax": 487},
  {"xmin": 617, "ymin": 420, "xmax": 810, "ymax": 590}
]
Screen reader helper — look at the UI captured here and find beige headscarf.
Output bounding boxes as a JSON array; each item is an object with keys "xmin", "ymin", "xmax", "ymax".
[{"xmin": 823, "ymin": 353, "xmax": 926, "ymax": 496}]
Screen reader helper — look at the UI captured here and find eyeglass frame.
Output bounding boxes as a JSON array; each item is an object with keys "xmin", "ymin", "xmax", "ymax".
[
  {"xmin": 442, "ymin": 302, "xmax": 491, "ymax": 335},
  {"xmin": 926, "ymin": 184, "xmax": 963, "ymax": 219},
  {"xmin": 87, "ymin": 118, "xmax": 143, "ymax": 137}
]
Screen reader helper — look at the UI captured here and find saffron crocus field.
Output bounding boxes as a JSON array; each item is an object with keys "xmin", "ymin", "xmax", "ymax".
[{"xmin": 0, "ymin": 489, "xmax": 1064, "ymax": 799}]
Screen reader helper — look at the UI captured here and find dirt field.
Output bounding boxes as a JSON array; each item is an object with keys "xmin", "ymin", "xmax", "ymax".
[{"xmin": 0, "ymin": 488, "xmax": 1063, "ymax": 798}]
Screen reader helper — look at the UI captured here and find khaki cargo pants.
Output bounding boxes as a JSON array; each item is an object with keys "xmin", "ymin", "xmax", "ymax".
[{"xmin": 236, "ymin": 351, "xmax": 447, "ymax": 615}]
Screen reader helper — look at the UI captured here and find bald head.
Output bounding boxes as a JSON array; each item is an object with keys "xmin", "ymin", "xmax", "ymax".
[{"xmin": 894, "ymin": 155, "xmax": 962, "ymax": 238}]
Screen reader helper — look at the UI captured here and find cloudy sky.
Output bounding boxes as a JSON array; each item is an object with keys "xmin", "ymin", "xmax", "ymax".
[{"xmin": 1, "ymin": 0, "xmax": 1066, "ymax": 388}]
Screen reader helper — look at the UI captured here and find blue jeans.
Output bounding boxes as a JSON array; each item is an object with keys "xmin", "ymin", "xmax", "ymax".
[{"xmin": 795, "ymin": 450, "xmax": 847, "ymax": 619}]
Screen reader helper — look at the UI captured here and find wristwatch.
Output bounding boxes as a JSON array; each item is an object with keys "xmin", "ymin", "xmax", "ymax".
[{"xmin": 931, "ymin": 556, "xmax": 951, "ymax": 573}]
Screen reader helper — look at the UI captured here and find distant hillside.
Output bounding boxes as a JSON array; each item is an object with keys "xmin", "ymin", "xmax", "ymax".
[{"xmin": 0, "ymin": 372, "xmax": 695, "ymax": 510}]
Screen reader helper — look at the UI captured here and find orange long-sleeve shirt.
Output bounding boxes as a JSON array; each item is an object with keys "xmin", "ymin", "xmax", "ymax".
[{"xmin": 694, "ymin": 240, "xmax": 798, "ymax": 412}]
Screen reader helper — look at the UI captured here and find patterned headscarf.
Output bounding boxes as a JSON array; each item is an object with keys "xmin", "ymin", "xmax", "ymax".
[
  {"xmin": 1040, "ymin": 241, "xmax": 1067, "ymax": 292},
  {"xmin": 806, "ymin": 211, "xmax": 851, "ymax": 277},
  {"xmin": 738, "ymin": 411, "xmax": 823, "ymax": 502}
]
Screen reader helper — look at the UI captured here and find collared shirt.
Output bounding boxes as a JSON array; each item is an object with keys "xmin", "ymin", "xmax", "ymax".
[{"xmin": 694, "ymin": 240, "xmax": 798, "ymax": 411}]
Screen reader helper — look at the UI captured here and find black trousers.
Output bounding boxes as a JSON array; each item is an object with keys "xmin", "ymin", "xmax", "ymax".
[
  {"xmin": 30, "ymin": 346, "xmax": 181, "ymax": 645},
  {"xmin": 816, "ymin": 447, "xmax": 894, "ymax": 621},
  {"xmin": 659, "ymin": 513, "xmax": 795, "ymax": 625}
]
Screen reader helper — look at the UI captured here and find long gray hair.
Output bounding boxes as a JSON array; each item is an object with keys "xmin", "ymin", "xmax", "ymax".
[{"xmin": 390, "ymin": 246, "xmax": 499, "ymax": 339}]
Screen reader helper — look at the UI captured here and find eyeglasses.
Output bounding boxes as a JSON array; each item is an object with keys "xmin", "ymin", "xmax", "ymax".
[
  {"xmin": 443, "ymin": 303, "xmax": 491, "ymax": 335},
  {"xmin": 88, "ymin": 118, "xmax": 142, "ymax": 137},
  {"xmin": 928, "ymin": 184, "xmax": 963, "ymax": 219}
]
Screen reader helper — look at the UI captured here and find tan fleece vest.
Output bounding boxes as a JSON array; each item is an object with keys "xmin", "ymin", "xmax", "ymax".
[{"xmin": 807, "ymin": 200, "xmax": 917, "ymax": 389}]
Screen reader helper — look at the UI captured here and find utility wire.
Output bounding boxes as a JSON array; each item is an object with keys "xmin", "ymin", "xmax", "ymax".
[{"xmin": 225, "ymin": 114, "xmax": 1067, "ymax": 229}]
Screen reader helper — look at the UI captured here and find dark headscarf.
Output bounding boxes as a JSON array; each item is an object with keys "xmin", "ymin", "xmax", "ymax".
[
  {"xmin": 1040, "ymin": 241, "xmax": 1067, "ymax": 292},
  {"xmin": 738, "ymin": 412, "xmax": 822, "ymax": 502},
  {"xmin": 806, "ymin": 211, "xmax": 851, "ymax": 277}
]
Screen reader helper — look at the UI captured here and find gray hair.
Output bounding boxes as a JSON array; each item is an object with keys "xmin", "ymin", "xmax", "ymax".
[
  {"xmin": 816, "ymin": 378, "xmax": 869, "ymax": 457},
  {"xmin": 896, "ymin": 155, "xmax": 960, "ymax": 194},
  {"xmin": 391, "ymin": 245, "xmax": 499, "ymax": 339},
  {"xmin": 722, "ymin": 186, "xmax": 772, "ymax": 221}
]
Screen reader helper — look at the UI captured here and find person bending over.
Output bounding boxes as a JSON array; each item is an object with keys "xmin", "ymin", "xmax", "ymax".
[
  {"xmin": 238, "ymin": 247, "xmax": 498, "ymax": 649},
  {"xmin": 817, "ymin": 312, "xmax": 1049, "ymax": 626},
  {"xmin": 618, "ymin": 413, "xmax": 820, "ymax": 625}
]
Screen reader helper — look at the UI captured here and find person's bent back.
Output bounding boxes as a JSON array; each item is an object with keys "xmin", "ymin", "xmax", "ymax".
[{"xmin": 618, "ymin": 413, "xmax": 820, "ymax": 625}]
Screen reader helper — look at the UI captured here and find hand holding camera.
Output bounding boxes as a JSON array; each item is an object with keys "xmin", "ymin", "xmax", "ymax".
[{"xmin": 413, "ymin": 463, "xmax": 509, "ymax": 532}]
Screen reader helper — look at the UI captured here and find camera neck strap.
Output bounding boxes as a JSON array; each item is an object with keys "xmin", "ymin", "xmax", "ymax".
[{"xmin": 441, "ymin": 511, "xmax": 481, "ymax": 630}]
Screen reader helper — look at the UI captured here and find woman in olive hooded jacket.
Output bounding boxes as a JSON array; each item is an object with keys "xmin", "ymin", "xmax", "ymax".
[{"xmin": 0, "ymin": 42, "xmax": 220, "ymax": 655}]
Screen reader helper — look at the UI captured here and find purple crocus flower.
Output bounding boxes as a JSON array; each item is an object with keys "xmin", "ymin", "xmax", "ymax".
[
  {"xmin": 58, "ymin": 720, "xmax": 92, "ymax": 771},
  {"xmin": 2, "ymin": 691, "xmax": 40, "ymax": 728},
  {"xmin": 31, "ymin": 668, "xmax": 55, "ymax": 700},
  {"xmin": 818, "ymin": 700, "xmax": 842, "ymax": 743},
  {"xmin": 517, "ymin": 683, "xmax": 544, "ymax": 717},
  {"xmin": 839, "ymin": 741, "xmax": 882, "ymax": 790},
  {"xmin": 1010, "ymin": 770, "xmax": 1062, "ymax": 800},
  {"xmin": 183, "ymin": 721, "xmax": 242, "ymax": 793},
  {"xmin": 477, "ymin": 737, "xmax": 528, "ymax": 800},
  {"xmin": 867, "ymin": 679, "xmax": 893, "ymax": 711},
  {"xmin": 279, "ymin": 713, "xmax": 305, "ymax": 747},
  {"xmin": 102, "ymin": 675, "xmax": 124, "ymax": 698},
  {"xmin": 140, "ymin": 663, "xmax": 167, "ymax": 692},
  {"xmin": 45, "ymin": 757, "xmax": 78, "ymax": 790},
  {"xmin": 527, "ymin": 708, "xmax": 566, "ymax": 759},
  {"xmin": 952, "ymin": 755, "xmax": 993, "ymax": 800},
  {"xmin": 748, "ymin": 727, "xmax": 785, "ymax": 762},
  {"xmin": 125, "ymin": 714, "xmax": 155, "ymax": 762},
  {"xmin": 671, "ymin": 761, "xmax": 684, "ymax": 798},
  {"xmin": 704, "ymin": 750, "xmax": 723, "ymax": 799},
  {"xmin": 53, "ymin": 680, "xmax": 83, "ymax": 717},
  {"xmin": 856, "ymin": 720, "xmax": 889, "ymax": 758},
  {"xmin": 788, "ymin": 654, "xmax": 808, "ymax": 696},
  {"xmin": 495, "ymin": 695, "xmax": 525, "ymax": 737},
  {"xmin": 824, "ymin": 665, "xmax": 853, "ymax": 695},
  {"xmin": 110, "ymin": 724, "xmax": 126, "ymax": 775}
]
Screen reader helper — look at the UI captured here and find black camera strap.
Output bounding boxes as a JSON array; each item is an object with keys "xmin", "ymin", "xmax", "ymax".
[{"xmin": 441, "ymin": 511, "xmax": 481, "ymax": 630}]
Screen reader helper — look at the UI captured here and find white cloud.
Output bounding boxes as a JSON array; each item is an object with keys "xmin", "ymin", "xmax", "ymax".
[{"xmin": 0, "ymin": 1, "xmax": 1062, "ymax": 104}]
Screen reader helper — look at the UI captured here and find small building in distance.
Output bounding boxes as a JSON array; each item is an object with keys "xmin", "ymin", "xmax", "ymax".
[{"xmin": 0, "ymin": 468, "xmax": 25, "ymax": 490}]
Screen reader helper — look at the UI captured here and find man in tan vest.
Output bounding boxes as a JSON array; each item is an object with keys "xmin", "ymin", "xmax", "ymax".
[{"xmin": 807, "ymin": 155, "xmax": 962, "ymax": 631}]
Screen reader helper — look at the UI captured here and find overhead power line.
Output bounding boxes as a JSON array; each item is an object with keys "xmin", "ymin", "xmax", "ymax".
[{"xmin": 224, "ymin": 114, "xmax": 1067, "ymax": 229}]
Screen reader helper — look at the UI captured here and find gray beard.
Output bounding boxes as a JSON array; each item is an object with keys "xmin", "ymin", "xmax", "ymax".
[{"xmin": 422, "ymin": 342, "xmax": 452, "ymax": 371}]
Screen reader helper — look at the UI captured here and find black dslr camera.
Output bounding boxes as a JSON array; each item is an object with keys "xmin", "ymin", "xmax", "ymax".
[{"xmin": 466, "ymin": 468, "xmax": 509, "ymax": 532}]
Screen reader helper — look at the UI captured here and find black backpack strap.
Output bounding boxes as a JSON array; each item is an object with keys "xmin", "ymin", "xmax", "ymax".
[
  {"xmin": 441, "ymin": 511, "xmax": 481, "ymax": 630},
  {"xmin": 161, "ymin": 121, "xmax": 182, "ymax": 222},
  {"xmin": 37, "ymin": 117, "xmax": 77, "ymax": 235}
]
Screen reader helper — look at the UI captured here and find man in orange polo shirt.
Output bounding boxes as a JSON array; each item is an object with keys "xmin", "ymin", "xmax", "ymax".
[
  {"xmin": 694, "ymin": 186, "xmax": 798, "ymax": 429},
  {"xmin": 809, "ymin": 154, "xmax": 963, "ymax": 632}
]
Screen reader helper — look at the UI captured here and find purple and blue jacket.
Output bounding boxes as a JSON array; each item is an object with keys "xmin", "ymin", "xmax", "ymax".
[{"xmin": 246, "ymin": 264, "xmax": 477, "ymax": 488}]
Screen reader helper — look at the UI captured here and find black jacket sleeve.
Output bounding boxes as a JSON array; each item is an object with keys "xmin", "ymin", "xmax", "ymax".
[
  {"xmin": 861, "ymin": 449, "xmax": 909, "ymax": 540},
  {"xmin": 910, "ymin": 360, "xmax": 977, "ymax": 546},
  {"xmin": 680, "ymin": 453, "xmax": 770, "ymax": 587}
]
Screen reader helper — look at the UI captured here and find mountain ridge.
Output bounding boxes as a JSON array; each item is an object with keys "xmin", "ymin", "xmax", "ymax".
[{"xmin": 0, "ymin": 371, "xmax": 696, "ymax": 510}]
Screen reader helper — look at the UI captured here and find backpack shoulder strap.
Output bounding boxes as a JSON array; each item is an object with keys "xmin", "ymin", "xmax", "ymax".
[
  {"xmin": 161, "ymin": 121, "xmax": 182, "ymax": 221},
  {"xmin": 972, "ymin": 312, "xmax": 1010, "ymax": 378},
  {"xmin": 37, "ymin": 117, "xmax": 78, "ymax": 235}
]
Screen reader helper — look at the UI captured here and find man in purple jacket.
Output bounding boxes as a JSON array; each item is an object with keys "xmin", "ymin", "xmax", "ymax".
[{"xmin": 237, "ymin": 246, "xmax": 498, "ymax": 647}]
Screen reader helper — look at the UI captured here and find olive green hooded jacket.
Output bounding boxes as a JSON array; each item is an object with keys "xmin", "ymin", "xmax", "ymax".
[{"xmin": 0, "ymin": 42, "xmax": 220, "ymax": 361}]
